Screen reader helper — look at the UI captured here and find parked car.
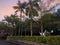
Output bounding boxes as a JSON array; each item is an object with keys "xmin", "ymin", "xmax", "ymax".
[{"xmin": 0, "ymin": 30, "xmax": 8, "ymax": 40}]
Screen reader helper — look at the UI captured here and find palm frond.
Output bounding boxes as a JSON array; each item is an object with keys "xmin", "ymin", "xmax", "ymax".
[
  {"xmin": 32, "ymin": 8, "xmax": 38, "ymax": 16},
  {"xmin": 25, "ymin": 7, "xmax": 30, "ymax": 15},
  {"xmin": 13, "ymin": 6, "xmax": 19, "ymax": 9}
]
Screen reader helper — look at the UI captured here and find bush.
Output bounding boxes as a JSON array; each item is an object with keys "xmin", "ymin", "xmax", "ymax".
[
  {"xmin": 45, "ymin": 32, "xmax": 51, "ymax": 36},
  {"xmin": 7, "ymin": 36, "xmax": 60, "ymax": 45}
]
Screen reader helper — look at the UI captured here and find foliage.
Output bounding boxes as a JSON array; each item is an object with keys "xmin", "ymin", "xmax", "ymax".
[
  {"xmin": 0, "ymin": 21, "xmax": 13, "ymax": 36},
  {"xmin": 45, "ymin": 32, "xmax": 51, "ymax": 36},
  {"xmin": 1, "ymin": 0, "xmax": 60, "ymax": 36},
  {"xmin": 2, "ymin": 9, "xmax": 60, "ymax": 36},
  {"xmin": 4, "ymin": 14, "xmax": 19, "ymax": 36},
  {"xmin": 7, "ymin": 36, "xmax": 60, "ymax": 45},
  {"xmin": 41, "ymin": 12, "xmax": 60, "ymax": 31},
  {"xmin": 25, "ymin": 0, "xmax": 40, "ymax": 36}
]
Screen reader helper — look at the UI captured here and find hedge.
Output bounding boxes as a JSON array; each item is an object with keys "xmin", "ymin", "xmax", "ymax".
[{"xmin": 7, "ymin": 36, "xmax": 60, "ymax": 45}]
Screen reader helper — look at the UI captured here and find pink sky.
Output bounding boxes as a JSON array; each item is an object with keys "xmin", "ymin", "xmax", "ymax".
[
  {"xmin": 0, "ymin": 0, "xmax": 28, "ymax": 16},
  {"xmin": 0, "ymin": 0, "xmax": 60, "ymax": 21},
  {"xmin": 0, "ymin": 0, "xmax": 28, "ymax": 21}
]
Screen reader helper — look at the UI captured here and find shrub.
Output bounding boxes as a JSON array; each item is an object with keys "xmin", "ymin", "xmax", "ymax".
[
  {"xmin": 7, "ymin": 36, "xmax": 60, "ymax": 45},
  {"xmin": 45, "ymin": 32, "xmax": 51, "ymax": 36}
]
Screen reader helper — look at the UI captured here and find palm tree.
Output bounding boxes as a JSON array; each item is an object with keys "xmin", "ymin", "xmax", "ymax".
[
  {"xmin": 4, "ymin": 14, "xmax": 19, "ymax": 36},
  {"xmin": 25, "ymin": 0, "xmax": 40, "ymax": 36},
  {"xmin": 4, "ymin": 15, "xmax": 13, "ymax": 36},
  {"xmin": 13, "ymin": 0, "xmax": 27, "ymax": 36}
]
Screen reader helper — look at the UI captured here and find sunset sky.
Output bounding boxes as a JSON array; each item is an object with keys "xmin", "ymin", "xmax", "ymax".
[
  {"xmin": 0, "ymin": 0, "xmax": 60, "ymax": 21},
  {"xmin": 0, "ymin": 0, "xmax": 28, "ymax": 21}
]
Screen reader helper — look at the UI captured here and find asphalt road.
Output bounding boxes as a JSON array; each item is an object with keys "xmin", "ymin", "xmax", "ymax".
[
  {"xmin": 0, "ymin": 40, "xmax": 19, "ymax": 45},
  {"xmin": 0, "ymin": 40, "xmax": 31, "ymax": 45},
  {"xmin": 0, "ymin": 40, "xmax": 48, "ymax": 45}
]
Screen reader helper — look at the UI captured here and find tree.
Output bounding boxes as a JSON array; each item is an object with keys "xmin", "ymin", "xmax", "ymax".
[
  {"xmin": 25, "ymin": 0, "xmax": 40, "ymax": 36},
  {"xmin": 42, "ymin": 13, "xmax": 54, "ymax": 30},
  {"xmin": 13, "ymin": 0, "xmax": 27, "ymax": 36},
  {"xmin": 4, "ymin": 14, "xmax": 19, "ymax": 36},
  {"xmin": 38, "ymin": 0, "xmax": 59, "ymax": 36},
  {"xmin": 53, "ymin": 9, "xmax": 60, "ymax": 29},
  {"xmin": 41, "ymin": 9, "xmax": 60, "ymax": 35}
]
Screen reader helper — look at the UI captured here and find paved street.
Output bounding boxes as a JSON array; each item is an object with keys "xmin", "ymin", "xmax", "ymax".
[
  {"xmin": 0, "ymin": 40, "xmax": 47, "ymax": 45},
  {"xmin": 0, "ymin": 40, "xmax": 18, "ymax": 45},
  {"xmin": 0, "ymin": 40, "xmax": 41, "ymax": 45}
]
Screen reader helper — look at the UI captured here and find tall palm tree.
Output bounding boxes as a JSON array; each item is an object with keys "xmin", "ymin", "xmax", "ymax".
[
  {"xmin": 25, "ymin": 0, "xmax": 40, "ymax": 36},
  {"xmin": 13, "ymin": 0, "xmax": 27, "ymax": 36}
]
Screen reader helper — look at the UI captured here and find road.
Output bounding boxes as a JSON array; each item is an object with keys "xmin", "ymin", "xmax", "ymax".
[
  {"xmin": 0, "ymin": 40, "xmax": 19, "ymax": 45},
  {"xmin": 0, "ymin": 40, "xmax": 33, "ymax": 45},
  {"xmin": 0, "ymin": 40, "xmax": 45, "ymax": 45}
]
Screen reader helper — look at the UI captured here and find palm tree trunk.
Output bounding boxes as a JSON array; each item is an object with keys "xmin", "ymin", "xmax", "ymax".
[
  {"xmin": 21, "ymin": 23, "xmax": 22, "ymax": 36},
  {"xmin": 40, "ymin": 11, "xmax": 43, "ymax": 36},
  {"xmin": 19, "ymin": 10, "xmax": 22, "ymax": 36},
  {"xmin": 30, "ymin": 20, "xmax": 32, "ymax": 36},
  {"xmin": 25, "ymin": 30, "xmax": 26, "ymax": 36},
  {"xmin": 30, "ymin": 13, "xmax": 33, "ymax": 36},
  {"xmin": 11, "ymin": 24, "xmax": 13, "ymax": 36},
  {"xmin": 41, "ymin": 19, "xmax": 43, "ymax": 36},
  {"xmin": 18, "ymin": 11, "xmax": 21, "ymax": 36},
  {"xmin": 12, "ymin": 24, "xmax": 14, "ymax": 36},
  {"xmin": 18, "ymin": 20, "xmax": 20, "ymax": 35}
]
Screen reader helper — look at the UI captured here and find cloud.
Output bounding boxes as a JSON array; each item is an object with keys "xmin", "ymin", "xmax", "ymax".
[
  {"xmin": 0, "ymin": 0, "xmax": 60, "ymax": 16},
  {"xmin": 0, "ymin": 0, "xmax": 60, "ymax": 21},
  {"xmin": 40, "ymin": 0, "xmax": 60, "ymax": 10}
]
